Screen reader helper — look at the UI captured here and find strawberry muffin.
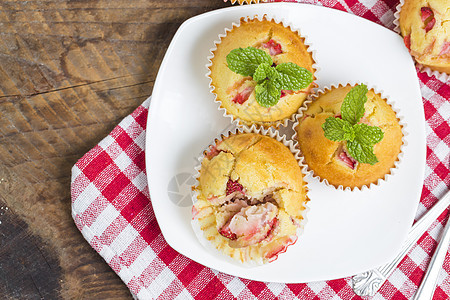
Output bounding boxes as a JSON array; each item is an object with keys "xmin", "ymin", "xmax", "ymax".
[
  {"xmin": 399, "ymin": 0, "xmax": 450, "ymax": 74},
  {"xmin": 208, "ymin": 16, "xmax": 315, "ymax": 128},
  {"xmin": 192, "ymin": 132, "xmax": 308, "ymax": 264},
  {"xmin": 295, "ymin": 84, "xmax": 403, "ymax": 189}
]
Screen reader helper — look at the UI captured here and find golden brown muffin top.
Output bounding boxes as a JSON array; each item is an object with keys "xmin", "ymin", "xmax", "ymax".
[
  {"xmin": 399, "ymin": 0, "xmax": 450, "ymax": 73},
  {"xmin": 198, "ymin": 133, "xmax": 306, "ymax": 217},
  {"xmin": 295, "ymin": 85, "xmax": 403, "ymax": 189}
]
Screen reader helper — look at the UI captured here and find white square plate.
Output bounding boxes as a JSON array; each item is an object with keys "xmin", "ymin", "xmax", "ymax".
[{"xmin": 145, "ymin": 3, "xmax": 425, "ymax": 283}]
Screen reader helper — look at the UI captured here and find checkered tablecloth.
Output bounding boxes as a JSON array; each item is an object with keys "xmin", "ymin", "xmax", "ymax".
[{"xmin": 71, "ymin": 1, "xmax": 450, "ymax": 299}]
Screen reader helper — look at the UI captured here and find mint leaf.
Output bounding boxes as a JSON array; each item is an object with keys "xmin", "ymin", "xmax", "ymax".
[
  {"xmin": 226, "ymin": 47, "xmax": 273, "ymax": 77},
  {"xmin": 346, "ymin": 140, "xmax": 378, "ymax": 165},
  {"xmin": 275, "ymin": 63, "xmax": 313, "ymax": 90},
  {"xmin": 342, "ymin": 123, "xmax": 356, "ymax": 142},
  {"xmin": 255, "ymin": 80, "xmax": 281, "ymax": 107},
  {"xmin": 322, "ymin": 117, "xmax": 348, "ymax": 141},
  {"xmin": 253, "ymin": 63, "xmax": 280, "ymax": 84},
  {"xmin": 323, "ymin": 117, "xmax": 357, "ymax": 142},
  {"xmin": 341, "ymin": 84, "xmax": 368, "ymax": 125},
  {"xmin": 254, "ymin": 63, "xmax": 282, "ymax": 107},
  {"xmin": 354, "ymin": 123, "xmax": 384, "ymax": 145}
]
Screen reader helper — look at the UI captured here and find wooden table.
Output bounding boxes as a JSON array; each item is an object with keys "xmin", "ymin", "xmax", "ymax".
[{"xmin": 0, "ymin": 1, "xmax": 228, "ymax": 298}]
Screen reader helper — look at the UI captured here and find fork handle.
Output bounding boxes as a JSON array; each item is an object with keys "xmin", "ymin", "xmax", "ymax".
[
  {"xmin": 413, "ymin": 210, "xmax": 450, "ymax": 300},
  {"xmin": 352, "ymin": 190, "xmax": 450, "ymax": 296}
]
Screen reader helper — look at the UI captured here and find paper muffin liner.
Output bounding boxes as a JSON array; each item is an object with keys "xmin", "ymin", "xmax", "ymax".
[
  {"xmin": 393, "ymin": 0, "xmax": 449, "ymax": 82},
  {"xmin": 191, "ymin": 125, "xmax": 310, "ymax": 266},
  {"xmin": 206, "ymin": 15, "xmax": 319, "ymax": 130},
  {"xmin": 292, "ymin": 83, "xmax": 407, "ymax": 192}
]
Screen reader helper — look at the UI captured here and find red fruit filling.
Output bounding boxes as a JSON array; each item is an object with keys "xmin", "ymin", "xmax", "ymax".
[
  {"xmin": 421, "ymin": 7, "xmax": 433, "ymax": 22},
  {"xmin": 232, "ymin": 86, "xmax": 254, "ymax": 104},
  {"xmin": 440, "ymin": 42, "xmax": 450, "ymax": 56},
  {"xmin": 219, "ymin": 214, "xmax": 277, "ymax": 243},
  {"xmin": 219, "ymin": 203, "xmax": 278, "ymax": 247},
  {"xmin": 226, "ymin": 179, "xmax": 244, "ymax": 195},
  {"xmin": 205, "ymin": 146, "xmax": 223, "ymax": 160},
  {"xmin": 421, "ymin": 7, "xmax": 435, "ymax": 32},
  {"xmin": 337, "ymin": 148, "xmax": 358, "ymax": 170},
  {"xmin": 404, "ymin": 35, "xmax": 411, "ymax": 51},
  {"xmin": 263, "ymin": 39, "xmax": 283, "ymax": 56},
  {"xmin": 280, "ymin": 90, "xmax": 293, "ymax": 98},
  {"xmin": 219, "ymin": 222, "xmax": 238, "ymax": 240},
  {"xmin": 263, "ymin": 217, "xmax": 278, "ymax": 240}
]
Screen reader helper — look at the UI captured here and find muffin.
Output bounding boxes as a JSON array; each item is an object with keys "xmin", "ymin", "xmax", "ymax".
[
  {"xmin": 208, "ymin": 16, "xmax": 316, "ymax": 128},
  {"xmin": 192, "ymin": 130, "xmax": 309, "ymax": 264},
  {"xmin": 398, "ymin": 0, "xmax": 450, "ymax": 74},
  {"xmin": 294, "ymin": 84, "xmax": 403, "ymax": 190}
]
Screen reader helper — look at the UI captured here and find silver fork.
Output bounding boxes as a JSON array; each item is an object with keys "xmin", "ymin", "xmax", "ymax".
[
  {"xmin": 352, "ymin": 190, "xmax": 450, "ymax": 296},
  {"xmin": 412, "ymin": 200, "xmax": 450, "ymax": 300}
]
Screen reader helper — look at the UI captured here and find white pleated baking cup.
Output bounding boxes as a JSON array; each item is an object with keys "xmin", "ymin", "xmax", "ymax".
[
  {"xmin": 393, "ymin": 0, "xmax": 449, "ymax": 82},
  {"xmin": 205, "ymin": 15, "xmax": 319, "ymax": 130},
  {"xmin": 291, "ymin": 83, "xmax": 407, "ymax": 192},
  {"xmin": 191, "ymin": 125, "xmax": 310, "ymax": 266}
]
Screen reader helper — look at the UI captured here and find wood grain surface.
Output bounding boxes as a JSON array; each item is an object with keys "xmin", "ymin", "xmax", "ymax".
[{"xmin": 0, "ymin": 0, "xmax": 228, "ymax": 298}]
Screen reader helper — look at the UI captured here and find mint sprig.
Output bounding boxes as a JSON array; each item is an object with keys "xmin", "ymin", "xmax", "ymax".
[
  {"xmin": 276, "ymin": 63, "xmax": 313, "ymax": 91},
  {"xmin": 227, "ymin": 47, "xmax": 273, "ymax": 77},
  {"xmin": 353, "ymin": 123, "xmax": 384, "ymax": 145},
  {"xmin": 347, "ymin": 140, "xmax": 379, "ymax": 165},
  {"xmin": 322, "ymin": 117, "xmax": 349, "ymax": 141},
  {"xmin": 321, "ymin": 84, "xmax": 384, "ymax": 165},
  {"xmin": 253, "ymin": 62, "xmax": 279, "ymax": 82},
  {"xmin": 341, "ymin": 84, "xmax": 368, "ymax": 125},
  {"xmin": 255, "ymin": 80, "xmax": 281, "ymax": 107},
  {"xmin": 226, "ymin": 47, "xmax": 313, "ymax": 107}
]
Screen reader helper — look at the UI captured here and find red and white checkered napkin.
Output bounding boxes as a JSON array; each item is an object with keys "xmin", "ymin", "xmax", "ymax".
[{"xmin": 71, "ymin": 1, "xmax": 450, "ymax": 299}]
